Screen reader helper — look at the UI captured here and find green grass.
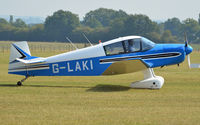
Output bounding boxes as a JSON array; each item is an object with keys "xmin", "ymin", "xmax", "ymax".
[{"xmin": 0, "ymin": 42, "xmax": 200, "ymax": 125}]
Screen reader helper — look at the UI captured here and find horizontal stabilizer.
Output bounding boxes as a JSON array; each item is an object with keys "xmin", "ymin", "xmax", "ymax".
[{"xmin": 16, "ymin": 57, "xmax": 46, "ymax": 64}]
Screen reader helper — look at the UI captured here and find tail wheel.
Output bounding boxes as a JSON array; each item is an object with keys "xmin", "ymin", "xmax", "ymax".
[{"xmin": 17, "ymin": 81, "xmax": 22, "ymax": 86}]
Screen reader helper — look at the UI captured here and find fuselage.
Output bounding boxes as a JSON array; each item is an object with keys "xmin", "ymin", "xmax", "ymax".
[{"xmin": 8, "ymin": 36, "xmax": 193, "ymax": 76}]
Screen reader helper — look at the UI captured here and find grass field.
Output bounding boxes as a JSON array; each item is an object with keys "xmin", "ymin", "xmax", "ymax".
[{"xmin": 0, "ymin": 41, "xmax": 200, "ymax": 125}]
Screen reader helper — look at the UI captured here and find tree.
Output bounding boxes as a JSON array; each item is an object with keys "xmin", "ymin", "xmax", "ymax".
[
  {"xmin": 82, "ymin": 17, "xmax": 102, "ymax": 28},
  {"xmin": 83, "ymin": 8, "xmax": 128, "ymax": 27},
  {"xmin": 161, "ymin": 30, "xmax": 177, "ymax": 43},
  {"xmin": 72, "ymin": 26, "xmax": 94, "ymax": 42},
  {"xmin": 123, "ymin": 14, "xmax": 159, "ymax": 36},
  {"xmin": 109, "ymin": 17, "xmax": 126, "ymax": 37},
  {"xmin": 0, "ymin": 18, "xmax": 8, "ymax": 24},
  {"xmin": 28, "ymin": 24, "xmax": 45, "ymax": 41},
  {"xmin": 0, "ymin": 17, "xmax": 16, "ymax": 40},
  {"xmin": 146, "ymin": 32, "xmax": 161, "ymax": 43},
  {"xmin": 164, "ymin": 18, "xmax": 182, "ymax": 37},
  {"xmin": 183, "ymin": 18, "xmax": 200, "ymax": 43},
  {"xmin": 44, "ymin": 10, "xmax": 80, "ymax": 41},
  {"xmin": 13, "ymin": 19, "xmax": 27, "ymax": 28}
]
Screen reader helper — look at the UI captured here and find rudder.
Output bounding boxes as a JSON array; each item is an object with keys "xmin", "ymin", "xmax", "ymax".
[
  {"xmin": 8, "ymin": 41, "xmax": 31, "ymax": 75},
  {"xmin": 9, "ymin": 41, "xmax": 31, "ymax": 63}
]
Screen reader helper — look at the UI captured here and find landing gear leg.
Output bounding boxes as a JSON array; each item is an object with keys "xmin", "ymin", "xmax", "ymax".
[
  {"xmin": 17, "ymin": 76, "xmax": 30, "ymax": 86},
  {"xmin": 130, "ymin": 68, "xmax": 164, "ymax": 89}
]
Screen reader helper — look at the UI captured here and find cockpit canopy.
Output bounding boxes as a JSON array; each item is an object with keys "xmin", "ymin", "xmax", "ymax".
[{"xmin": 103, "ymin": 37, "xmax": 155, "ymax": 56}]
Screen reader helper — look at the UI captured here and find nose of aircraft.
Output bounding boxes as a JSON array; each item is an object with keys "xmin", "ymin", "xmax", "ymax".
[{"xmin": 185, "ymin": 45, "xmax": 193, "ymax": 55}]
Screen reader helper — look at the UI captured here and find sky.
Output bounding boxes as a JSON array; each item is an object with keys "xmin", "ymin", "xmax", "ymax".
[{"xmin": 0, "ymin": 0, "xmax": 200, "ymax": 21}]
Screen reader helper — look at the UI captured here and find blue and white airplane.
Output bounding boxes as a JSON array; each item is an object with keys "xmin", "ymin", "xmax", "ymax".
[{"xmin": 8, "ymin": 35, "xmax": 197, "ymax": 89}]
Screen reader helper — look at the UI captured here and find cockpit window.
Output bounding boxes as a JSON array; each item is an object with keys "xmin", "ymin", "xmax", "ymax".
[
  {"xmin": 104, "ymin": 41, "xmax": 125, "ymax": 55},
  {"xmin": 141, "ymin": 37, "xmax": 155, "ymax": 51},
  {"xmin": 103, "ymin": 37, "xmax": 155, "ymax": 56},
  {"xmin": 126, "ymin": 38, "xmax": 141, "ymax": 52}
]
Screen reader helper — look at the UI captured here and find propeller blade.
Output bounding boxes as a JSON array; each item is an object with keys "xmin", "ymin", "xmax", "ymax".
[
  {"xmin": 184, "ymin": 32, "xmax": 188, "ymax": 47},
  {"xmin": 187, "ymin": 54, "xmax": 191, "ymax": 68},
  {"xmin": 184, "ymin": 32, "xmax": 200, "ymax": 68}
]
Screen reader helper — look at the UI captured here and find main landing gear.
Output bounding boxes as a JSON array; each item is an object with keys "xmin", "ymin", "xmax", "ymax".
[
  {"xmin": 17, "ymin": 76, "xmax": 30, "ymax": 86},
  {"xmin": 130, "ymin": 68, "xmax": 164, "ymax": 89}
]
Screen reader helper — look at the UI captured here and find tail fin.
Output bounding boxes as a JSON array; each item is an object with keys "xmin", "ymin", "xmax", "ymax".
[
  {"xmin": 9, "ymin": 41, "xmax": 31, "ymax": 63},
  {"xmin": 8, "ymin": 41, "xmax": 45, "ymax": 76},
  {"xmin": 8, "ymin": 41, "xmax": 31, "ymax": 75}
]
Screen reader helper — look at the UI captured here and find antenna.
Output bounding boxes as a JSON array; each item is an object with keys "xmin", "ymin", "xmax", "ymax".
[
  {"xmin": 82, "ymin": 33, "xmax": 93, "ymax": 46},
  {"xmin": 65, "ymin": 37, "xmax": 78, "ymax": 50}
]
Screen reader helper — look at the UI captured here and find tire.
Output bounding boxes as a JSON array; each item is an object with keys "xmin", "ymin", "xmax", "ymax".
[{"xmin": 17, "ymin": 81, "xmax": 22, "ymax": 86}]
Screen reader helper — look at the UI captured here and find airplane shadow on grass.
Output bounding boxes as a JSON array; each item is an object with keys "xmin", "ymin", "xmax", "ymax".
[
  {"xmin": 0, "ymin": 84, "xmax": 90, "ymax": 89},
  {"xmin": 86, "ymin": 84, "xmax": 131, "ymax": 92},
  {"xmin": 0, "ymin": 84, "xmax": 17, "ymax": 87},
  {"xmin": 0, "ymin": 84, "xmax": 131, "ymax": 92}
]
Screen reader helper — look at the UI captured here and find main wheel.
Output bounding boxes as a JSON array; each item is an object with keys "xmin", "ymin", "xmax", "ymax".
[{"xmin": 17, "ymin": 81, "xmax": 22, "ymax": 86}]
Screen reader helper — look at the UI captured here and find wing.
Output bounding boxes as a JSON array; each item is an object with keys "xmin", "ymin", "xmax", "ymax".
[{"xmin": 102, "ymin": 59, "xmax": 149, "ymax": 75}]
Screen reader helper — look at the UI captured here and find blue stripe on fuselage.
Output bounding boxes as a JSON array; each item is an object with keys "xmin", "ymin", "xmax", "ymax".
[
  {"xmin": 24, "ymin": 57, "xmax": 112, "ymax": 76},
  {"xmin": 143, "ymin": 44, "xmax": 185, "ymax": 67}
]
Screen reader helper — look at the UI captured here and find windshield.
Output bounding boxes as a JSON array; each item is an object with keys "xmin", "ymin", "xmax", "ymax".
[{"xmin": 141, "ymin": 37, "xmax": 155, "ymax": 51}]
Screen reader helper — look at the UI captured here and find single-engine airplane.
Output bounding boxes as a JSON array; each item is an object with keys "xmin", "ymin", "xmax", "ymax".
[{"xmin": 8, "ymin": 35, "xmax": 199, "ymax": 89}]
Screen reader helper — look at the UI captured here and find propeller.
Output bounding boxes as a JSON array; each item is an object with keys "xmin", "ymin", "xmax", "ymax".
[
  {"xmin": 184, "ymin": 32, "xmax": 188, "ymax": 47},
  {"xmin": 187, "ymin": 54, "xmax": 191, "ymax": 68},
  {"xmin": 184, "ymin": 33, "xmax": 200, "ymax": 68}
]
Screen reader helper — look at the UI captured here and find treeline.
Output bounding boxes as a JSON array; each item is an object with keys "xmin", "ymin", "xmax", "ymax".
[{"xmin": 0, "ymin": 8, "xmax": 200, "ymax": 43}]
